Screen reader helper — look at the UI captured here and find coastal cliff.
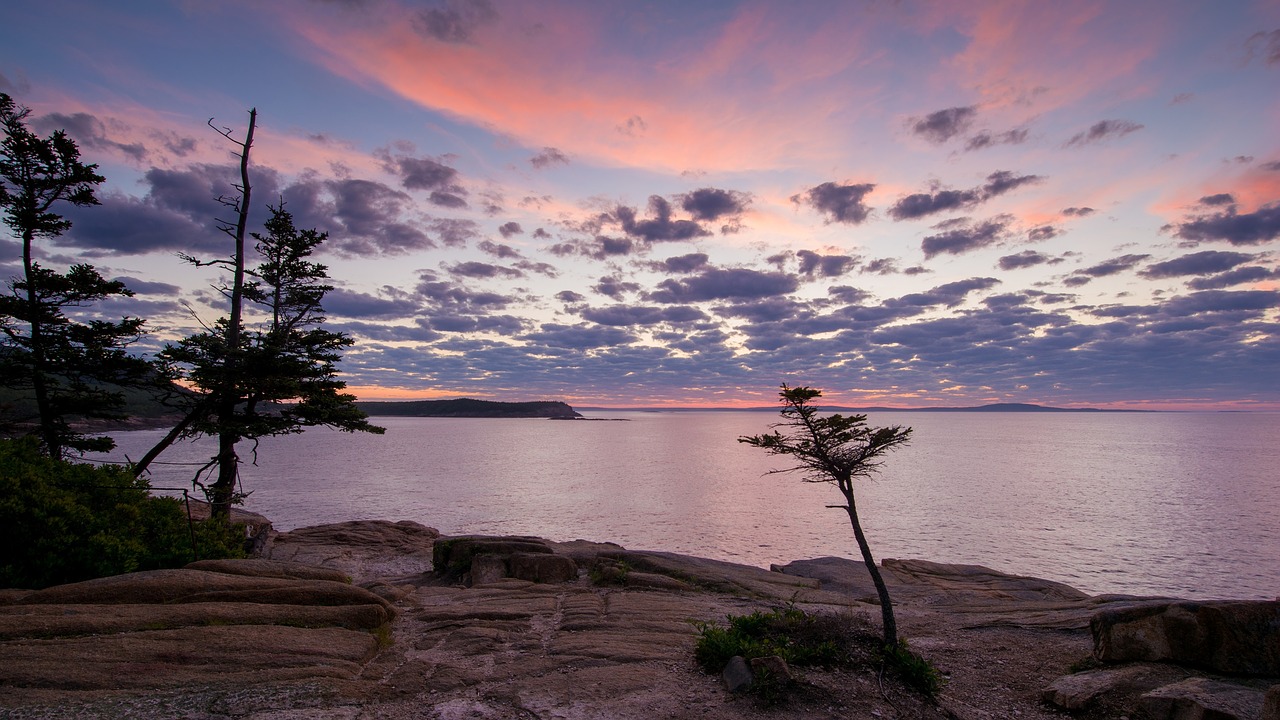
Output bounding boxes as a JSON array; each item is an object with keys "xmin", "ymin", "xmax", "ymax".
[{"xmin": 356, "ymin": 398, "xmax": 582, "ymax": 419}]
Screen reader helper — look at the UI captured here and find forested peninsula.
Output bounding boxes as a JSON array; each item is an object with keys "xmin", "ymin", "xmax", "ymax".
[{"xmin": 356, "ymin": 398, "xmax": 581, "ymax": 419}]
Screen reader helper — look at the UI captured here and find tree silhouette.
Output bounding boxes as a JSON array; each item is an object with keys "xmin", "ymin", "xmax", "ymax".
[
  {"xmin": 739, "ymin": 384, "xmax": 912, "ymax": 647},
  {"xmin": 134, "ymin": 111, "xmax": 382, "ymax": 516},
  {"xmin": 0, "ymin": 93, "xmax": 149, "ymax": 458}
]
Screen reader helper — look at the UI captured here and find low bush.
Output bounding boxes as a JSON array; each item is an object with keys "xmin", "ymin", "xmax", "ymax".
[
  {"xmin": 694, "ymin": 605, "xmax": 947, "ymax": 703},
  {"xmin": 693, "ymin": 606, "xmax": 852, "ymax": 673},
  {"xmin": 0, "ymin": 438, "xmax": 244, "ymax": 589}
]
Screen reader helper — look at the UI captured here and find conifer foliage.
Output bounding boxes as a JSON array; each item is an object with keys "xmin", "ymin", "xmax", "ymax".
[
  {"xmin": 137, "ymin": 110, "xmax": 382, "ymax": 516},
  {"xmin": 0, "ymin": 93, "xmax": 149, "ymax": 459}
]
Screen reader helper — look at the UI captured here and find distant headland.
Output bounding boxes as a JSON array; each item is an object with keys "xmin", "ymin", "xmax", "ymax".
[{"xmin": 356, "ymin": 398, "xmax": 582, "ymax": 419}]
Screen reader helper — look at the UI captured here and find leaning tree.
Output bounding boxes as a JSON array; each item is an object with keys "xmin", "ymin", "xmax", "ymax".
[
  {"xmin": 739, "ymin": 384, "xmax": 912, "ymax": 648},
  {"xmin": 0, "ymin": 92, "xmax": 150, "ymax": 459}
]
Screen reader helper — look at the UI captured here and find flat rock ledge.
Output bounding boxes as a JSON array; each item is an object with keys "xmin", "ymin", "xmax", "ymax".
[{"xmin": 1, "ymin": 519, "xmax": 1276, "ymax": 720}]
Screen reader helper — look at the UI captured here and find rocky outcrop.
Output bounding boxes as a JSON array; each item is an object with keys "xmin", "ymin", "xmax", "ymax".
[
  {"xmin": 3, "ymin": 519, "xmax": 1275, "ymax": 720},
  {"xmin": 1042, "ymin": 600, "xmax": 1280, "ymax": 716},
  {"xmin": 0, "ymin": 558, "xmax": 395, "ymax": 709},
  {"xmin": 266, "ymin": 519, "xmax": 439, "ymax": 582},
  {"xmin": 432, "ymin": 535, "xmax": 568, "ymax": 584},
  {"xmin": 1092, "ymin": 600, "xmax": 1280, "ymax": 676}
]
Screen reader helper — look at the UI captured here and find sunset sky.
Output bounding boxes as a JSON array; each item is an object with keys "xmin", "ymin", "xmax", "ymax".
[{"xmin": 1, "ymin": 0, "xmax": 1278, "ymax": 409}]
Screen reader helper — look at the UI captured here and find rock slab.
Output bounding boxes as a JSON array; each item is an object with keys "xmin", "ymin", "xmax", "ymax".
[{"xmin": 1141, "ymin": 677, "xmax": 1266, "ymax": 720}]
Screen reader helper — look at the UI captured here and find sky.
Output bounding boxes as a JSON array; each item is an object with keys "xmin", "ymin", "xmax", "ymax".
[{"xmin": 1, "ymin": 0, "xmax": 1278, "ymax": 410}]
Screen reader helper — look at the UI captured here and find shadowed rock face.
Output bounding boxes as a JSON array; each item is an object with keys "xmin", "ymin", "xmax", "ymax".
[{"xmin": 1092, "ymin": 601, "xmax": 1280, "ymax": 676}]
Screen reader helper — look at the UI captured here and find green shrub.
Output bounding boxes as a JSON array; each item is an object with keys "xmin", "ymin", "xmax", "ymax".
[
  {"xmin": 693, "ymin": 606, "xmax": 848, "ymax": 674},
  {"xmin": 0, "ymin": 438, "xmax": 244, "ymax": 588},
  {"xmin": 695, "ymin": 606, "xmax": 945, "ymax": 703}
]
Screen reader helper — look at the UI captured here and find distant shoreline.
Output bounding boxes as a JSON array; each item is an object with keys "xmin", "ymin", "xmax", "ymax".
[{"xmin": 577, "ymin": 402, "xmax": 1156, "ymax": 413}]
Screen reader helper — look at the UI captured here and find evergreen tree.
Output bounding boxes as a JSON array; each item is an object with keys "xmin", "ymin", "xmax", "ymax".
[
  {"xmin": 739, "ymin": 385, "xmax": 912, "ymax": 648},
  {"xmin": 0, "ymin": 92, "xmax": 149, "ymax": 458},
  {"xmin": 135, "ymin": 110, "xmax": 382, "ymax": 515}
]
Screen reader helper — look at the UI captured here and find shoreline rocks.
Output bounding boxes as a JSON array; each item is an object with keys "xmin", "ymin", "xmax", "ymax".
[{"xmin": 2, "ymin": 518, "xmax": 1276, "ymax": 719}]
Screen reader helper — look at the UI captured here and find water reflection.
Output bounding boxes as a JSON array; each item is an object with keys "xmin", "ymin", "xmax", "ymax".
[{"xmin": 94, "ymin": 410, "xmax": 1280, "ymax": 599}]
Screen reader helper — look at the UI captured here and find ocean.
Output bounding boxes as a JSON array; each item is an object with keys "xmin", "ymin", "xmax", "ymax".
[{"xmin": 93, "ymin": 410, "xmax": 1280, "ymax": 600}]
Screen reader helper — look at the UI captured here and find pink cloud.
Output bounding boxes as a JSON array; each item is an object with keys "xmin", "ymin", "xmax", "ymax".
[
  {"xmin": 938, "ymin": 1, "xmax": 1169, "ymax": 116},
  {"xmin": 287, "ymin": 2, "xmax": 885, "ymax": 174},
  {"xmin": 21, "ymin": 93, "xmax": 384, "ymax": 182}
]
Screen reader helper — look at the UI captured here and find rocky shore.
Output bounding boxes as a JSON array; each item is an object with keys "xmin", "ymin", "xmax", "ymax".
[{"xmin": 1, "ymin": 517, "xmax": 1276, "ymax": 719}]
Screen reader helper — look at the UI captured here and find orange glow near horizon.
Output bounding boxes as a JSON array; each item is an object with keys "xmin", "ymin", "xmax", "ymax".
[{"xmin": 348, "ymin": 385, "xmax": 1280, "ymax": 411}]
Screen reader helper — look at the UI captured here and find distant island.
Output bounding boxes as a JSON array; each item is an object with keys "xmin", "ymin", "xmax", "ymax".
[
  {"xmin": 356, "ymin": 398, "xmax": 582, "ymax": 419},
  {"xmin": 577, "ymin": 402, "xmax": 1150, "ymax": 413}
]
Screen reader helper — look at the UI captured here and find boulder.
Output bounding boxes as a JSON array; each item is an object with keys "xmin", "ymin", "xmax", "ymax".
[
  {"xmin": 508, "ymin": 553, "xmax": 577, "ymax": 584},
  {"xmin": 1092, "ymin": 601, "xmax": 1280, "ymax": 675},
  {"xmin": 750, "ymin": 655, "xmax": 794, "ymax": 684},
  {"xmin": 433, "ymin": 536, "xmax": 553, "ymax": 579},
  {"xmin": 1141, "ymin": 677, "xmax": 1266, "ymax": 720},
  {"xmin": 722, "ymin": 655, "xmax": 753, "ymax": 693}
]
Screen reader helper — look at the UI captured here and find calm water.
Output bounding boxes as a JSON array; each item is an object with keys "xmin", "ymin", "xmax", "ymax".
[{"xmin": 93, "ymin": 411, "xmax": 1280, "ymax": 600}]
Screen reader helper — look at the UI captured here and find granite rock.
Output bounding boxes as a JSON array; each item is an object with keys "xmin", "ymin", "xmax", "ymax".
[
  {"xmin": 1141, "ymin": 677, "xmax": 1267, "ymax": 720},
  {"xmin": 1092, "ymin": 600, "xmax": 1280, "ymax": 675}
]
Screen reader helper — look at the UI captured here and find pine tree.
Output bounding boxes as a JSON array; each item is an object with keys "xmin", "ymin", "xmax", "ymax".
[
  {"xmin": 0, "ymin": 93, "xmax": 149, "ymax": 458},
  {"xmin": 740, "ymin": 384, "xmax": 912, "ymax": 648},
  {"xmin": 135, "ymin": 110, "xmax": 382, "ymax": 515}
]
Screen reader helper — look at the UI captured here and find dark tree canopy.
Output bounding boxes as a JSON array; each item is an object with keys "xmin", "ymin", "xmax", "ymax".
[
  {"xmin": 0, "ymin": 92, "xmax": 150, "ymax": 458},
  {"xmin": 141, "ymin": 190, "xmax": 383, "ymax": 513},
  {"xmin": 740, "ymin": 384, "xmax": 912, "ymax": 647}
]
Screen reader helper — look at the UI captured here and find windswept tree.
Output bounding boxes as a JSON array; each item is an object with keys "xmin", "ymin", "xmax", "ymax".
[
  {"xmin": 134, "ymin": 110, "xmax": 382, "ymax": 517},
  {"xmin": 740, "ymin": 384, "xmax": 912, "ymax": 648},
  {"xmin": 0, "ymin": 92, "xmax": 149, "ymax": 459}
]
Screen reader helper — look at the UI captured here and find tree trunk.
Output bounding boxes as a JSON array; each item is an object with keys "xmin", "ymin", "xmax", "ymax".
[
  {"xmin": 845, "ymin": 499, "xmax": 898, "ymax": 648},
  {"xmin": 208, "ymin": 108, "xmax": 255, "ymax": 521},
  {"xmin": 21, "ymin": 227, "xmax": 60, "ymax": 459},
  {"xmin": 132, "ymin": 401, "xmax": 207, "ymax": 477}
]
